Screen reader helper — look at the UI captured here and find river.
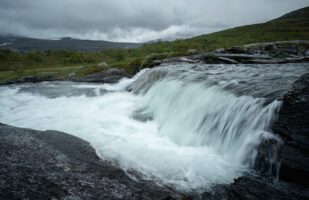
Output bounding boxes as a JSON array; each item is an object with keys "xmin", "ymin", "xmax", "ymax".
[{"xmin": 0, "ymin": 63, "xmax": 307, "ymax": 193}]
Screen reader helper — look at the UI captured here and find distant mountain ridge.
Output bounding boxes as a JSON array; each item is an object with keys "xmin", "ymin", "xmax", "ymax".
[{"xmin": 0, "ymin": 36, "xmax": 142, "ymax": 52}]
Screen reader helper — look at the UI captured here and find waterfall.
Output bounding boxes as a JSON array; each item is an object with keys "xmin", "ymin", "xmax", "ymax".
[
  {"xmin": 0, "ymin": 63, "xmax": 307, "ymax": 193},
  {"xmin": 134, "ymin": 78, "xmax": 281, "ymax": 168}
]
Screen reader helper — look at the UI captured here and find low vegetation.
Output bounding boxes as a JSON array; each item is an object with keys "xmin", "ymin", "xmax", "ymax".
[{"xmin": 0, "ymin": 7, "xmax": 308, "ymax": 83}]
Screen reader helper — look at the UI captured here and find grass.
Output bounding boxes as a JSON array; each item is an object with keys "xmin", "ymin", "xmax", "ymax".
[{"xmin": 0, "ymin": 7, "xmax": 308, "ymax": 84}]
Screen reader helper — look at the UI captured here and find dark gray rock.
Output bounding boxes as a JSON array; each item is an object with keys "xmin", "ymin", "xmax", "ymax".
[
  {"xmin": 181, "ymin": 42, "xmax": 309, "ymax": 65},
  {"xmin": 126, "ymin": 69, "xmax": 168, "ymax": 94},
  {"xmin": 71, "ymin": 68, "xmax": 130, "ymax": 84},
  {"xmin": 217, "ymin": 57, "xmax": 239, "ymax": 64},
  {"xmin": 149, "ymin": 60, "xmax": 162, "ymax": 67},
  {"xmin": 248, "ymin": 57, "xmax": 309, "ymax": 64},
  {"xmin": 2, "ymin": 75, "xmax": 59, "ymax": 85},
  {"xmin": 202, "ymin": 176, "xmax": 309, "ymax": 200},
  {"xmin": 20, "ymin": 75, "xmax": 39, "ymax": 82},
  {"xmin": 215, "ymin": 47, "xmax": 254, "ymax": 54},
  {"xmin": 0, "ymin": 124, "xmax": 183, "ymax": 200},
  {"xmin": 254, "ymin": 137, "xmax": 282, "ymax": 178},
  {"xmin": 211, "ymin": 53, "xmax": 271, "ymax": 62},
  {"xmin": 272, "ymin": 73, "xmax": 309, "ymax": 185},
  {"xmin": 161, "ymin": 57, "xmax": 197, "ymax": 64}
]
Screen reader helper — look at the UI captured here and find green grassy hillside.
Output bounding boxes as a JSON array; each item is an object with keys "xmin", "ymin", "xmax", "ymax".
[
  {"xmin": 0, "ymin": 7, "xmax": 308, "ymax": 83},
  {"xmin": 146, "ymin": 6, "xmax": 309, "ymax": 52}
]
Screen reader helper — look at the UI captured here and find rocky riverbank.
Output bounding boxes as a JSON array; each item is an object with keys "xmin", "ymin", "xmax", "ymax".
[
  {"xmin": 1, "ymin": 40, "xmax": 308, "ymax": 85},
  {"xmin": 273, "ymin": 73, "xmax": 309, "ymax": 185},
  {"xmin": 1, "ymin": 67, "xmax": 130, "ymax": 85},
  {"xmin": 159, "ymin": 40, "xmax": 309, "ymax": 65}
]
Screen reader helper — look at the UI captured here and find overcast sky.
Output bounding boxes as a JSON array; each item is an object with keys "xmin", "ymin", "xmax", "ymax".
[{"xmin": 0, "ymin": 0, "xmax": 308, "ymax": 42}]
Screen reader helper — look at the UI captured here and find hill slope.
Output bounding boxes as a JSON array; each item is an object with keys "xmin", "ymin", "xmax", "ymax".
[{"xmin": 144, "ymin": 6, "xmax": 309, "ymax": 52}]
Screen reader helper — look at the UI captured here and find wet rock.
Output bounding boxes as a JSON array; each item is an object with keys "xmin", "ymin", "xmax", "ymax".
[
  {"xmin": 0, "ymin": 124, "xmax": 182, "ymax": 200},
  {"xmin": 187, "ymin": 41, "xmax": 309, "ymax": 65},
  {"xmin": 149, "ymin": 60, "xmax": 162, "ymax": 67},
  {"xmin": 272, "ymin": 73, "xmax": 309, "ymax": 185},
  {"xmin": 126, "ymin": 69, "xmax": 168, "ymax": 94},
  {"xmin": 213, "ymin": 53, "xmax": 271, "ymax": 61},
  {"xmin": 71, "ymin": 68, "xmax": 130, "ymax": 84},
  {"xmin": 216, "ymin": 47, "xmax": 253, "ymax": 54},
  {"xmin": 2, "ymin": 75, "xmax": 59, "ymax": 85},
  {"xmin": 217, "ymin": 57, "xmax": 239, "ymax": 64},
  {"xmin": 202, "ymin": 176, "xmax": 309, "ymax": 200},
  {"xmin": 188, "ymin": 53, "xmax": 205, "ymax": 61},
  {"xmin": 201, "ymin": 51, "xmax": 309, "ymax": 64},
  {"xmin": 161, "ymin": 57, "xmax": 197, "ymax": 64},
  {"xmin": 20, "ymin": 75, "xmax": 39, "ymax": 82},
  {"xmin": 203, "ymin": 52, "xmax": 270, "ymax": 64},
  {"xmin": 203, "ymin": 54, "xmax": 226, "ymax": 64},
  {"xmin": 254, "ymin": 136, "xmax": 282, "ymax": 178},
  {"xmin": 177, "ymin": 57, "xmax": 197, "ymax": 63},
  {"xmin": 247, "ymin": 57, "xmax": 309, "ymax": 64}
]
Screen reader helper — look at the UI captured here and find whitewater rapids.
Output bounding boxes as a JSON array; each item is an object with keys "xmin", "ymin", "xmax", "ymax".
[{"xmin": 0, "ymin": 63, "xmax": 307, "ymax": 193}]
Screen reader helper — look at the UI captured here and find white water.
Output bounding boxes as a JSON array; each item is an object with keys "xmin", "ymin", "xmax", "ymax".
[{"xmin": 0, "ymin": 63, "xmax": 307, "ymax": 193}]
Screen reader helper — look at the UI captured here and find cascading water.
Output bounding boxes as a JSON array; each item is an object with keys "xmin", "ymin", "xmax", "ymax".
[
  {"xmin": 0, "ymin": 63, "xmax": 307, "ymax": 193},
  {"xmin": 136, "ymin": 79, "xmax": 281, "ymax": 164}
]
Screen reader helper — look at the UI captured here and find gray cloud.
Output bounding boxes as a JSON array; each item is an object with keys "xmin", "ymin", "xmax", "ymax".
[{"xmin": 0, "ymin": 0, "xmax": 308, "ymax": 42}]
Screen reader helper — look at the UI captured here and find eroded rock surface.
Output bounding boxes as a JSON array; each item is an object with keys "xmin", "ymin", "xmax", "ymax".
[
  {"xmin": 273, "ymin": 73, "xmax": 309, "ymax": 185},
  {"xmin": 202, "ymin": 176, "xmax": 309, "ymax": 200},
  {"xmin": 0, "ymin": 124, "xmax": 182, "ymax": 200},
  {"xmin": 71, "ymin": 68, "xmax": 130, "ymax": 84}
]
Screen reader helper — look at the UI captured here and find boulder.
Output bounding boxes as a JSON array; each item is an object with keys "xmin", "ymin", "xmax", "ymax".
[
  {"xmin": 202, "ymin": 176, "xmax": 309, "ymax": 200},
  {"xmin": 272, "ymin": 73, "xmax": 309, "ymax": 185},
  {"xmin": 71, "ymin": 68, "xmax": 130, "ymax": 84},
  {"xmin": 149, "ymin": 60, "xmax": 162, "ymax": 67},
  {"xmin": 20, "ymin": 75, "xmax": 39, "ymax": 83},
  {"xmin": 126, "ymin": 69, "xmax": 168, "ymax": 94},
  {"xmin": 2, "ymin": 75, "xmax": 58, "ymax": 85},
  {"xmin": 216, "ymin": 47, "xmax": 253, "ymax": 54},
  {"xmin": 0, "ymin": 123, "xmax": 182, "ymax": 200}
]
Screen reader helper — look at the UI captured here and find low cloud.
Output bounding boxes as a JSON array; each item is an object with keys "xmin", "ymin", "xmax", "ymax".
[{"xmin": 0, "ymin": 0, "xmax": 308, "ymax": 42}]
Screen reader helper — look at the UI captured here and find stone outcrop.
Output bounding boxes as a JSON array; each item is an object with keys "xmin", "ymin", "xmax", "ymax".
[
  {"xmin": 0, "ymin": 124, "xmax": 182, "ymax": 200},
  {"xmin": 272, "ymin": 73, "xmax": 309, "ymax": 185},
  {"xmin": 161, "ymin": 41, "xmax": 309, "ymax": 65},
  {"xmin": 202, "ymin": 176, "xmax": 309, "ymax": 200},
  {"xmin": 70, "ymin": 68, "xmax": 130, "ymax": 84}
]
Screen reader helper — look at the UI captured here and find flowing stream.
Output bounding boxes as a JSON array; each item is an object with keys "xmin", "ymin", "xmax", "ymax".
[{"xmin": 0, "ymin": 63, "xmax": 307, "ymax": 193}]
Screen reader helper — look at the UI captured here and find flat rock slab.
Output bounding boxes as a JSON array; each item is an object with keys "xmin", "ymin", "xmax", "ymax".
[{"xmin": 0, "ymin": 124, "xmax": 181, "ymax": 200}]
